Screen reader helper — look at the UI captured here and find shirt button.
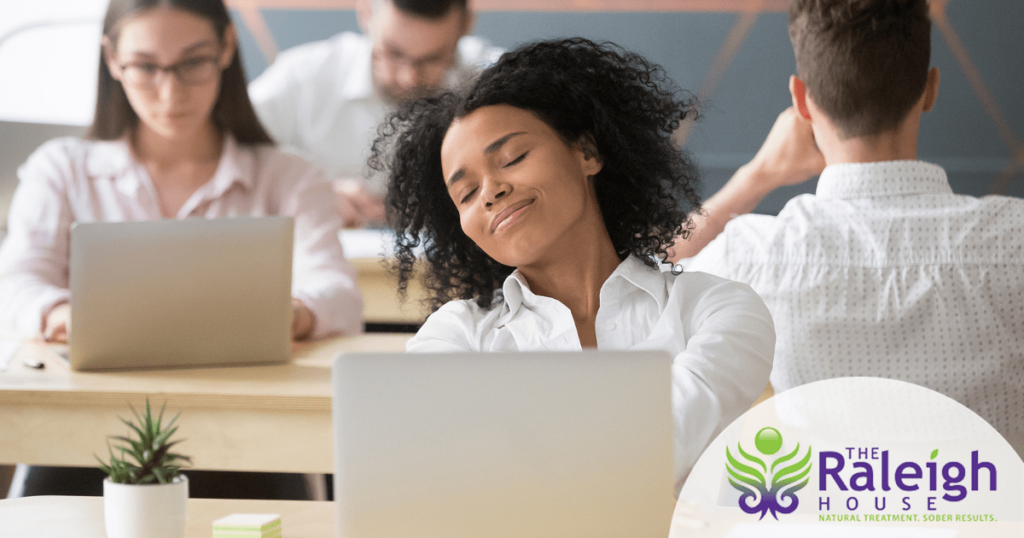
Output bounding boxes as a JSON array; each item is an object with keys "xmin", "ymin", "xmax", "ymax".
[{"xmin": 606, "ymin": 322, "xmax": 617, "ymax": 330}]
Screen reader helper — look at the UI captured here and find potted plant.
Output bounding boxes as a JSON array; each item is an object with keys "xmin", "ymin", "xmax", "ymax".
[{"xmin": 96, "ymin": 399, "xmax": 192, "ymax": 538}]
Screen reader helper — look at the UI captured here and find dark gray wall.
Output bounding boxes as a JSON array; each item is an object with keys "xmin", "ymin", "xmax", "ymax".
[
  {"xmin": 3, "ymin": 5, "xmax": 1018, "ymax": 235},
  {"xmin": 231, "ymin": 4, "xmax": 1024, "ymax": 214}
]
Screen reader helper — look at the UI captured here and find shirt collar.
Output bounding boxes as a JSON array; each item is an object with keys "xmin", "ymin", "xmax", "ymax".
[
  {"xmin": 84, "ymin": 138, "xmax": 135, "ymax": 178},
  {"xmin": 497, "ymin": 254, "xmax": 667, "ymax": 325},
  {"xmin": 815, "ymin": 160, "xmax": 952, "ymax": 200},
  {"xmin": 84, "ymin": 134, "xmax": 252, "ymax": 194},
  {"xmin": 206, "ymin": 135, "xmax": 253, "ymax": 195}
]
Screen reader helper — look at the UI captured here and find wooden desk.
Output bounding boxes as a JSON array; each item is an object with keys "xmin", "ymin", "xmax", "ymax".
[
  {"xmin": 1, "ymin": 496, "xmax": 333, "ymax": 538},
  {"xmin": 0, "ymin": 338, "xmax": 773, "ymax": 474},
  {"xmin": 0, "ymin": 334, "xmax": 410, "ymax": 474}
]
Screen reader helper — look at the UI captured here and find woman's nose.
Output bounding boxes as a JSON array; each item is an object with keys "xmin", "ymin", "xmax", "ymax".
[
  {"xmin": 156, "ymin": 72, "xmax": 187, "ymax": 102},
  {"xmin": 481, "ymin": 178, "xmax": 512, "ymax": 207}
]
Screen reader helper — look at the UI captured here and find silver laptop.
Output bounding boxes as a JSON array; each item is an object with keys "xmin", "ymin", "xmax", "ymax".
[
  {"xmin": 331, "ymin": 351, "xmax": 676, "ymax": 538},
  {"xmin": 68, "ymin": 216, "xmax": 293, "ymax": 371}
]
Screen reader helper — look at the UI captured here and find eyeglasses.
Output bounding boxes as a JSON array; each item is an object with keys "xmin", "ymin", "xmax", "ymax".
[
  {"xmin": 376, "ymin": 47, "xmax": 452, "ymax": 78},
  {"xmin": 116, "ymin": 56, "xmax": 223, "ymax": 89}
]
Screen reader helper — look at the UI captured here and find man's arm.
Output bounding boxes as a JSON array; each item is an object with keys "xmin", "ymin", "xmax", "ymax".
[
  {"xmin": 333, "ymin": 178, "xmax": 386, "ymax": 228},
  {"xmin": 669, "ymin": 107, "xmax": 825, "ymax": 262}
]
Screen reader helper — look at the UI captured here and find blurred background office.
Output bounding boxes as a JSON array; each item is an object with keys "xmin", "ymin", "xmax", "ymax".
[{"xmin": 2, "ymin": 0, "xmax": 1022, "ymax": 241}]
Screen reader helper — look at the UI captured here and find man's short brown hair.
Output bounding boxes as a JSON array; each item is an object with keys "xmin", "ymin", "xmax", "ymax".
[
  {"xmin": 789, "ymin": 0, "xmax": 931, "ymax": 138},
  {"xmin": 392, "ymin": 0, "xmax": 467, "ymax": 18}
]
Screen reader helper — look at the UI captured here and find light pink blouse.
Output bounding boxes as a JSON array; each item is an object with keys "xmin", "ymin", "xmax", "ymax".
[{"xmin": 0, "ymin": 135, "xmax": 363, "ymax": 338}]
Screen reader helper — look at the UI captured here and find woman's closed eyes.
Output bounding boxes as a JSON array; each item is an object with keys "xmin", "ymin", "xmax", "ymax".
[
  {"xmin": 503, "ymin": 151, "xmax": 528, "ymax": 168},
  {"xmin": 458, "ymin": 151, "xmax": 529, "ymax": 204}
]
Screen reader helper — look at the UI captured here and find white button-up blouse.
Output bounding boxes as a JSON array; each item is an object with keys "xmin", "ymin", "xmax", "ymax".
[
  {"xmin": 0, "ymin": 135, "xmax": 363, "ymax": 338},
  {"xmin": 407, "ymin": 255, "xmax": 776, "ymax": 488}
]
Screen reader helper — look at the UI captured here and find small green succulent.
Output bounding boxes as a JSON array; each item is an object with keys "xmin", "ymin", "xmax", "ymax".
[{"xmin": 95, "ymin": 399, "xmax": 192, "ymax": 484}]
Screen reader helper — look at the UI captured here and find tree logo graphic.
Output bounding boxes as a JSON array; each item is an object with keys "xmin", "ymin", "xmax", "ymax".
[{"xmin": 725, "ymin": 427, "xmax": 813, "ymax": 520}]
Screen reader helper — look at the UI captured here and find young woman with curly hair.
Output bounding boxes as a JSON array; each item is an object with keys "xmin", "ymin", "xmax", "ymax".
[{"xmin": 372, "ymin": 38, "xmax": 775, "ymax": 486}]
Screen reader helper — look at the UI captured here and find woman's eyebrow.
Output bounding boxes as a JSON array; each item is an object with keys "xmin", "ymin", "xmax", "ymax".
[
  {"xmin": 123, "ymin": 39, "xmax": 218, "ymax": 58},
  {"xmin": 447, "ymin": 131, "xmax": 527, "ymax": 189},
  {"xmin": 446, "ymin": 168, "xmax": 466, "ymax": 189},
  {"xmin": 181, "ymin": 40, "xmax": 218, "ymax": 52},
  {"xmin": 484, "ymin": 132, "xmax": 525, "ymax": 155}
]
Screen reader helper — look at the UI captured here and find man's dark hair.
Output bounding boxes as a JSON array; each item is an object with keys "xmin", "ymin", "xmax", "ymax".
[
  {"xmin": 789, "ymin": 0, "xmax": 931, "ymax": 138},
  {"xmin": 392, "ymin": 0, "xmax": 467, "ymax": 18},
  {"xmin": 370, "ymin": 38, "xmax": 701, "ymax": 313}
]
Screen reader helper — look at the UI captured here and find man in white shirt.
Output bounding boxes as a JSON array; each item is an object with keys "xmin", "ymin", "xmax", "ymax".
[
  {"xmin": 249, "ymin": 0, "xmax": 502, "ymax": 227},
  {"xmin": 677, "ymin": 0, "xmax": 1024, "ymax": 455}
]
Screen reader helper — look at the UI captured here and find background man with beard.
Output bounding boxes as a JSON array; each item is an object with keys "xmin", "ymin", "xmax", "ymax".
[{"xmin": 249, "ymin": 0, "xmax": 501, "ymax": 227}]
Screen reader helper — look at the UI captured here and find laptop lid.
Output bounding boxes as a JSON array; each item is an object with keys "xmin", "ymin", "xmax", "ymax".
[
  {"xmin": 331, "ymin": 351, "xmax": 675, "ymax": 538},
  {"xmin": 69, "ymin": 216, "xmax": 293, "ymax": 371}
]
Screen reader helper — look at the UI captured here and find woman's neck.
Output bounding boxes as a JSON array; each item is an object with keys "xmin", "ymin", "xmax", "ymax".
[
  {"xmin": 132, "ymin": 121, "xmax": 223, "ymax": 166},
  {"xmin": 517, "ymin": 209, "xmax": 621, "ymax": 339},
  {"xmin": 130, "ymin": 121, "xmax": 225, "ymax": 218}
]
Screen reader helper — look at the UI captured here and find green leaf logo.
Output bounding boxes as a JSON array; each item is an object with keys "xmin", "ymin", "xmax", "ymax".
[
  {"xmin": 725, "ymin": 427, "xmax": 812, "ymax": 520},
  {"xmin": 930, "ymin": 449, "xmax": 939, "ymax": 460}
]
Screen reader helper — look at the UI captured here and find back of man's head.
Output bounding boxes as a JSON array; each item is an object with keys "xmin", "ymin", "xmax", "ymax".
[
  {"xmin": 789, "ymin": 0, "xmax": 931, "ymax": 138},
  {"xmin": 391, "ymin": 0, "xmax": 467, "ymax": 18}
]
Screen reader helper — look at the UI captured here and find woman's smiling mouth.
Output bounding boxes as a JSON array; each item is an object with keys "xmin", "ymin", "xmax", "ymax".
[{"xmin": 491, "ymin": 199, "xmax": 534, "ymax": 233}]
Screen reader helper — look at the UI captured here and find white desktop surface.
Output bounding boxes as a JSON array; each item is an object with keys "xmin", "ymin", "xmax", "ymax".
[
  {"xmin": 0, "ymin": 496, "xmax": 333, "ymax": 538},
  {"xmin": 6, "ymin": 496, "xmax": 1020, "ymax": 538}
]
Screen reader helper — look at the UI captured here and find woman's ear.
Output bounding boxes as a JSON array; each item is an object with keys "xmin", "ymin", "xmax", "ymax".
[
  {"xmin": 576, "ymin": 134, "xmax": 603, "ymax": 176},
  {"xmin": 102, "ymin": 36, "xmax": 122, "ymax": 81},
  {"xmin": 220, "ymin": 24, "xmax": 238, "ymax": 68}
]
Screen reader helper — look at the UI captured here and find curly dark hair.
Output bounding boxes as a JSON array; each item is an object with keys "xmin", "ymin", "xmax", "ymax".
[{"xmin": 370, "ymin": 37, "xmax": 702, "ymax": 313}]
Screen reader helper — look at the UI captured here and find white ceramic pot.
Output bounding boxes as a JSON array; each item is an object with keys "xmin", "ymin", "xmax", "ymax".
[{"xmin": 103, "ymin": 475, "xmax": 188, "ymax": 538}]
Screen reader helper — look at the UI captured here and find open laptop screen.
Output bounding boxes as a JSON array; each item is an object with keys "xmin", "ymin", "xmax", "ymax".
[
  {"xmin": 69, "ymin": 216, "xmax": 293, "ymax": 371},
  {"xmin": 332, "ymin": 351, "xmax": 675, "ymax": 538}
]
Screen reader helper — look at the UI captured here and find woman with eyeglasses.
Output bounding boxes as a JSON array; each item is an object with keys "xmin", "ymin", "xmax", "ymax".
[
  {"xmin": 0, "ymin": 0, "xmax": 362, "ymax": 343},
  {"xmin": 0, "ymin": 0, "xmax": 362, "ymax": 500}
]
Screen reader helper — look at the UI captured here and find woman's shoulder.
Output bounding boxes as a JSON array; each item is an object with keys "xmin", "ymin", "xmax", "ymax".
[
  {"xmin": 236, "ymin": 142, "xmax": 326, "ymax": 186},
  {"xmin": 236, "ymin": 140, "xmax": 302, "ymax": 165},
  {"xmin": 426, "ymin": 297, "xmax": 506, "ymax": 334},
  {"xmin": 619, "ymin": 255, "xmax": 758, "ymax": 304},
  {"xmin": 22, "ymin": 137, "xmax": 94, "ymax": 168},
  {"xmin": 665, "ymin": 266, "xmax": 770, "ymax": 318},
  {"xmin": 19, "ymin": 137, "xmax": 128, "ymax": 184},
  {"xmin": 668, "ymin": 266, "xmax": 744, "ymax": 291},
  {"xmin": 407, "ymin": 297, "xmax": 505, "ymax": 352}
]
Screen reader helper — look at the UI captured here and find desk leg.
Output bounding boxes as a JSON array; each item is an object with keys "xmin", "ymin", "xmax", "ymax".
[
  {"xmin": 304, "ymin": 474, "xmax": 328, "ymax": 501},
  {"xmin": 0, "ymin": 465, "xmax": 14, "ymax": 498}
]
